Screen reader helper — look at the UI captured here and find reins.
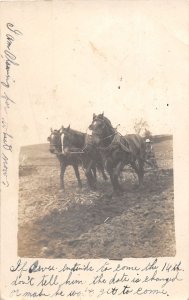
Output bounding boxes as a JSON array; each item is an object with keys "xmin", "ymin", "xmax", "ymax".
[
  {"xmin": 61, "ymin": 131, "xmax": 88, "ymax": 155},
  {"xmin": 66, "ymin": 131, "xmax": 89, "ymax": 154},
  {"xmin": 50, "ymin": 130, "xmax": 88, "ymax": 156},
  {"xmin": 97, "ymin": 132, "xmax": 119, "ymax": 151},
  {"xmin": 102, "ymin": 131, "xmax": 117, "ymax": 141}
]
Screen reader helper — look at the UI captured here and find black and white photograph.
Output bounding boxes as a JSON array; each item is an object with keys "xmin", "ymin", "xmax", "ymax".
[
  {"xmin": 16, "ymin": 1, "xmax": 176, "ymax": 259},
  {"xmin": 18, "ymin": 118, "xmax": 174, "ymax": 259}
]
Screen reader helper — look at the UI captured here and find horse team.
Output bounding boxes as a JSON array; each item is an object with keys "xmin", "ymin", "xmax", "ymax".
[{"xmin": 47, "ymin": 113, "xmax": 157, "ymax": 194}]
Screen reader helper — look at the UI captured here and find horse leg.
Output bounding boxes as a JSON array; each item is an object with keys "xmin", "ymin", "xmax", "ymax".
[
  {"xmin": 138, "ymin": 159, "xmax": 144, "ymax": 187},
  {"xmin": 92, "ymin": 165, "xmax": 97, "ymax": 183},
  {"xmin": 86, "ymin": 160, "xmax": 96, "ymax": 189},
  {"xmin": 96, "ymin": 157, "xmax": 108, "ymax": 181},
  {"xmin": 86, "ymin": 170, "xmax": 96, "ymax": 189},
  {"xmin": 73, "ymin": 164, "xmax": 82, "ymax": 188},
  {"xmin": 131, "ymin": 160, "xmax": 144, "ymax": 188},
  {"xmin": 113, "ymin": 161, "xmax": 125, "ymax": 192},
  {"xmin": 99, "ymin": 164, "xmax": 108, "ymax": 181},
  {"xmin": 130, "ymin": 161, "xmax": 140, "ymax": 188},
  {"xmin": 106, "ymin": 159, "xmax": 120, "ymax": 194},
  {"xmin": 60, "ymin": 163, "xmax": 66, "ymax": 190},
  {"xmin": 102, "ymin": 170, "xmax": 108, "ymax": 180}
]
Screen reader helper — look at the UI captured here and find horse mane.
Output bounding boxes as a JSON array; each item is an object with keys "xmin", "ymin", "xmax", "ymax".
[
  {"xmin": 102, "ymin": 116, "xmax": 113, "ymax": 129},
  {"xmin": 95, "ymin": 114, "xmax": 114, "ymax": 133},
  {"xmin": 63, "ymin": 127, "xmax": 86, "ymax": 149}
]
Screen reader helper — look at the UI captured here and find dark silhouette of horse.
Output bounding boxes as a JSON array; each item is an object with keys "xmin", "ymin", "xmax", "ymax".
[
  {"xmin": 89, "ymin": 113, "xmax": 146, "ymax": 194},
  {"xmin": 47, "ymin": 128, "xmax": 82, "ymax": 190},
  {"xmin": 47, "ymin": 127, "xmax": 107, "ymax": 190},
  {"xmin": 62, "ymin": 125, "xmax": 108, "ymax": 183}
]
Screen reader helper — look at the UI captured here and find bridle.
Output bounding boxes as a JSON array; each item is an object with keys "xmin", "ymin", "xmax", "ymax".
[
  {"xmin": 90, "ymin": 117, "xmax": 117, "ymax": 143},
  {"xmin": 49, "ymin": 132, "xmax": 63, "ymax": 153}
]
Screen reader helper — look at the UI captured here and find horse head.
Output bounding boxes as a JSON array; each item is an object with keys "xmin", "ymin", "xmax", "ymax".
[
  {"xmin": 47, "ymin": 128, "xmax": 62, "ymax": 154},
  {"xmin": 89, "ymin": 113, "xmax": 115, "ymax": 146}
]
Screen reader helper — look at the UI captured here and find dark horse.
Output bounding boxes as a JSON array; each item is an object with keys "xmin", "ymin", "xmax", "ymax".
[
  {"xmin": 47, "ymin": 127, "xmax": 107, "ymax": 190},
  {"xmin": 47, "ymin": 128, "xmax": 82, "ymax": 190},
  {"xmin": 62, "ymin": 125, "xmax": 108, "ymax": 185},
  {"xmin": 89, "ymin": 113, "xmax": 146, "ymax": 194}
]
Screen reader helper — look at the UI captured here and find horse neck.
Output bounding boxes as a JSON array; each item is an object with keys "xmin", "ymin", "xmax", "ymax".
[
  {"xmin": 102, "ymin": 125, "xmax": 115, "ymax": 147},
  {"xmin": 66, "ymin": 130, "xmax": 85, "ymax": 148},
  {"xmin": 74, "ymin": 134, "xmax": 85, "ymax": 148}
]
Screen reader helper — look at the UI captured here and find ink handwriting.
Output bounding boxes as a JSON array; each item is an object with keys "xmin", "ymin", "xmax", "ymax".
[
  {"xmin": 1, "ymin": 23, "xmax": 22, "ymax": 88},
  {"xmin": 8, "ymin": 258, "xmax": 184, "ymax": 298},
  {"xmin": 1, "ymin": 23, "xmax": 22, "ymax": 188}
]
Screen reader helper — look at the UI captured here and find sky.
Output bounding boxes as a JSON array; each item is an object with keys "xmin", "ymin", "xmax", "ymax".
[{"xmin": 2, "ymin": 0, "xmax": 189, "ymax": 145}]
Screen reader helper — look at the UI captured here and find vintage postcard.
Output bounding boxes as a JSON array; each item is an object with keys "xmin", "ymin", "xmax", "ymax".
[{"xmin": 1, "ymin": 0, "xmax": 189, "ymax": 299}]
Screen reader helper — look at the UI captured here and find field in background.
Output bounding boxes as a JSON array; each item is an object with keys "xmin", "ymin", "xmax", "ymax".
[{"xmin": 18, "ymin": 135, "xmax": 175, "ymax": 259}]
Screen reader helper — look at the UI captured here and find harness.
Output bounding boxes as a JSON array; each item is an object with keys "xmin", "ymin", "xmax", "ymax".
[
  {"xmin": 91, "ymin": 117, "xmax": 144, "ymax": 165},
  {"xmin": 62, "ymin": 132, "xmax": 94, "ymax": 155},
  {"xmin": 98, "ymin": 132, "xmax": 131, "ymax": 153}
]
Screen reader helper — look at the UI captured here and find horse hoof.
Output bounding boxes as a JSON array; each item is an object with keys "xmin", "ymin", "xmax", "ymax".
[
  {"xmin": 105, "ymin": 192, "xmax": 113, "ymax": 199},
  {"xmin": 134, "ymin": 184, "xmax": 144, "ymax": 190},
  {"xmin": 133, "ymin": 185, "xmax": 138, "ymax": 190},
  {"xmin": 139, "ymin": 185, "xmax": 145, "ymax": 190},
  {"xmin": 114, "ymin": 190, "xmax": 123, "ymax": 197},
  {"xmin": 76, "ymin": 186, "xmax": 82, "ymax": 192},
  {"xmin": 91, "ymin": 186, "xmax": 97, "ymax": 191},
  {"xmin": 133, "ymin": 183, "xmax": 142, "ymax": 190},
  {"xmin": 105, "ymin": 190, "xmax": 121, "ymax": 198},
  {"xmin": 118, "ymin": 185, "xmax": 124, "ymax": 192}
]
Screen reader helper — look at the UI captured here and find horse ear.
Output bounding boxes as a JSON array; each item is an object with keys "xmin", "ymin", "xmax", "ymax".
[
  {"xmin": 93, "ymin": 113, "xmax": 96, "ymax": 120},
  {"xmin": 50, "ymin": 128, "xmax": 53, "ymax": 133},
  {"xmin": 67, "ymin": 124, "xmax": 70, "ymax": 130},
  {"xmin": 102, "ymin": 111, "xmax": 104, "ymax": 116}
]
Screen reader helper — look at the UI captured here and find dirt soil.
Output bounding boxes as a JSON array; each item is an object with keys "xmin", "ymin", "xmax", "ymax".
[{"xmin": 18, "ymin": 137, "xmax": 175, "ymax": 259}]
